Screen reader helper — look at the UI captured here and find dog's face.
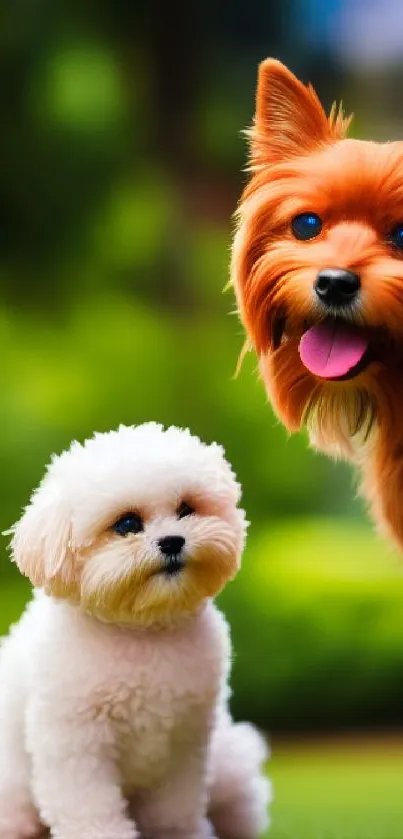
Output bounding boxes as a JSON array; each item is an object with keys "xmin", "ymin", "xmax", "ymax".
[
  {"xmin": 11, "ymin": 424, "xmax": 246, "ymax": 626},
  {"xmin": 232, "ymin": 59, "xmax": 403, "ymax": 458}
]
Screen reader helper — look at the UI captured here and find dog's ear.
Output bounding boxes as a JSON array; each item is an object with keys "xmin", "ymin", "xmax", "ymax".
[
  {"xmin": 9, "ymin": 489, "xmax": 77, "ymax": 596},
  {"xmin": 248, "ymin": 59, "xmax": 350, "ymax": 167}
]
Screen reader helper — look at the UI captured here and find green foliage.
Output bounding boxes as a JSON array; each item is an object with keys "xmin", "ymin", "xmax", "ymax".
[
  {"xmin": 42, "ymin": 44, "xmax": 126, "ymax": 132},
  {"xmin": 220, "ymin": 519, "xmax": 403, "ymax": 728}
]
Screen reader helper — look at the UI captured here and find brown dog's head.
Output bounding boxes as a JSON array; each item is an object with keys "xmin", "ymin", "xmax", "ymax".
[{"xmin": 232, "ymin": 59, "xmax": 403, "ymax": 460}]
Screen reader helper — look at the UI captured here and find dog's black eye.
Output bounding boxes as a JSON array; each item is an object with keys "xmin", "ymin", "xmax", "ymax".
[
  {"xmin": 113, "ymin": 513, "xmax": 144, "ymax": 536},
  {"xmin": 390, "ymin": 223, "xmax": 403, "ymax": 250},
  {"xmin": 291, "ymin": 212, "xmax": 322, "ymax": 241},
  {"xmin": 177, "ymin": 501, "xmax": 195, "ymax": 519}
]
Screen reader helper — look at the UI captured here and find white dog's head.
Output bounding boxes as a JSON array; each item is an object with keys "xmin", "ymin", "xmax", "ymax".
[{"xmin": 10, "ymin": 423, "xmax": 246, "ymax": 626}]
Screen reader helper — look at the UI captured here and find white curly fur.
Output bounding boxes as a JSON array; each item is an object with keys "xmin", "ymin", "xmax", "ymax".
[{"xmin": 0, "ymin": 423, "xmax": 271, "ymax": 839}]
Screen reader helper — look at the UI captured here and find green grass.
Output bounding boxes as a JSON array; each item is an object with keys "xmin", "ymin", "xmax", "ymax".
[{"xmin": 267, "ymin": 735, "xmax": 403, "ymax": 839}]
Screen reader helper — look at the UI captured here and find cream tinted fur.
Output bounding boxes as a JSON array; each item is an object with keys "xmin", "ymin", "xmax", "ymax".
[{"xmin": 0, "ymin": 424, "xmax": 270, "ymax": 839}]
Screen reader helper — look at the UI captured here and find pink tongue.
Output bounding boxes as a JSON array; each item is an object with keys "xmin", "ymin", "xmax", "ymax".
[{"xmin": 299, "ymin": 322, "xmax": 368, "ymax": 379}]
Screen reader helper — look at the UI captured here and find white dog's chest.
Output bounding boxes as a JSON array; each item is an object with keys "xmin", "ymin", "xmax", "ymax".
[
  {"xmin": 106, "ymin": 626, "xmax": 223, "ymax": 787},
  {"xmin": 113, "ymin": 677, "xmax": 216, "ymax": 788},
  {"xmin": 40, "ymin": 604, "xmax": 230, "ymax": 790},
  {"xmin": 24, "ymin": 599, "xmax": 229, "ymax": 790}
]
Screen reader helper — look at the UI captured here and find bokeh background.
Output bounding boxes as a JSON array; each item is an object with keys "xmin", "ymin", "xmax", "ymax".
[{"xmin": 1, "ymin": 1, "xmax": 403, "ymax": 835}]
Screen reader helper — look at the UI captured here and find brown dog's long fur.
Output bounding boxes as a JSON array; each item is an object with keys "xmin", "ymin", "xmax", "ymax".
[{"xmin": 232, "ymin": 59, "xmax": 403, "ymax": 549}]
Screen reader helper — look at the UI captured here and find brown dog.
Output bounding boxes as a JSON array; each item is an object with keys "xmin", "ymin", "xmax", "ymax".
[{"xmin": 232, "ymin": 58, "xmax": 403, "ymax": 549}]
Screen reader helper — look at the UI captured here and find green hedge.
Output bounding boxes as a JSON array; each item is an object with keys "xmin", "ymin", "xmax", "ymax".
[{"xmin": 219, "ymin": 518, "xmax": 403, "ymax": 730}]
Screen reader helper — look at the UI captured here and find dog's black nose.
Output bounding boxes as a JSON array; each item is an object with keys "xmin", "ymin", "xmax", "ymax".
[
  {"xmin": 158, "ymin": 535, "xmax": 185, "ymax": 555},
  {"xmin": 315, "ymin": 268, "xmax": 360, "ymax": 307}
]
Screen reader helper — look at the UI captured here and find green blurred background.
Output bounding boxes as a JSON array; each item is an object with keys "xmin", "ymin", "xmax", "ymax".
[
  {"xmin": 2, "ymin": 0, "xmax": 403, "ymax": 808},
  {"xmin": 3, "ymin": 1, "xmax": 403, "ymax": 834}
]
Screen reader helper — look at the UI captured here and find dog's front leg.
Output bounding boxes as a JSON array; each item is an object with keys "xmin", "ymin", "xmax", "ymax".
[
  {"xmin": 136, "ymin": 750, "xmax": 217, "ymax": 839},
  {"xmin": 26, "ymin": 706, "xmax": 137, "ymax": 839}
]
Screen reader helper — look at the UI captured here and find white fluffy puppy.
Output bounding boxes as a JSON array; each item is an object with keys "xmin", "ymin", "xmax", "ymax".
[{"xmin": 0, "ymin": 423, "xmax": 270, "ymax": 839}]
